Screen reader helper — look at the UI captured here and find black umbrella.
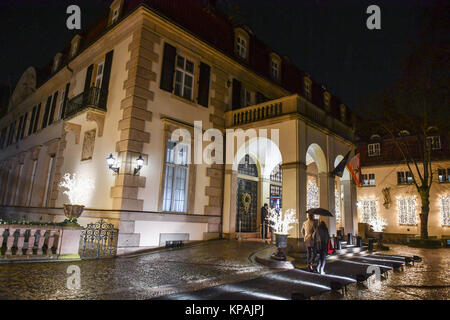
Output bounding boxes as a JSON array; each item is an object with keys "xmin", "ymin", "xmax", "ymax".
[{"xmin": 306, "ymin": 208, "xmax": 333, "ymax": 217}]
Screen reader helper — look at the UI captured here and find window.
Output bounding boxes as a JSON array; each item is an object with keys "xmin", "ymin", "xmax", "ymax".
[
  {"xmin": 359, "ymin": 199, "xmax": 377, "ymax": 223},
  {"xmin": 397, "ymin": 197, "xmax": 417, "ymax": 225},
  {"xmin": 304, "ymin": 78, "xmax": 312, "ymax": 100},
  {"xmin": 270, "ymin": 184, "xmax": 282, "ymax": 210},
  {"xmin": 361, "ymin": 173, "xmax": 375, "ymax": 186},
  {"xmin": 270, "ymin": 164, "xmax": 282, "ymax": 183},
  {"xmin": 14, "ymin": 164, "xmax": 24, "ymax": 205},
  {"xmin": 27, "ymin": 160, "xmax": 37, "ymax": 206},
  {"xmin": 174, "ymin": 55, "xmax": 194, "ymax": 100},
  {"xmin": 237, "ymin": 36, "xmax": 246, "ymax": 59},
  {"xmin": 95, "ymin": 62, "xmax": 104, "ymax": 88},
  {"xmin": 323, "ymin": 92, "xmax": 331, "ymax": 111},
  {"xmin": 238, "ymin": 154, "xmax": 258, "ymax": 177},
  {"xmin": 438, "ymin": 168, "xmax": 450, "ymax": 183},
  {"xmin": 58, "ymin": 88, "xmax": 66, "ymax": 120},
  {"xmin": 440, "ymin": 196, "xmax": 450, "ymax": 227},
  {"xmin": 271, "ymin": 59, "xmax": 279, "ymax": 80},
  {"xmin": 162, "ymin": 140, "xmax": 189, "ymax": 212},
  {"xmin": 43, "ymin": 155, "xmax": 55, "ymax": 207},
  {"xmin": 111, "ymin": 8, "xmax": 119, "ymax": 24},
  {"xmin": 241, "ymin": 88, "xmax": 253, "ymax": 107},
  {"xmin": 397, "ymin": 171, "xmax": 413, "ymax": 185},
  {"xmin": 368, "ymin": 143, "xmax": 380, "ymax": 157},
  {"xmin": 426, "ymin": 136, "xmax": 441, "ymax": 150}
]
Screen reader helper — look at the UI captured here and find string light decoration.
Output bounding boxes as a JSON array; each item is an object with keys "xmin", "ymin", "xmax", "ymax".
[
  {"xmin": 367, "ymin": 215, "xmax": 387, "ymax": 232},
  {"xmin": 59, "ymin": 173, "xmax": 95, "ymax": 205},
  {"xmin": 357, "ymin": 198, "xmax": 378, "ymax": 223},
  {"xmin": 306, "ymin": 180, "xmax": 319, "ymax": 210},
  {"xmin": 397, "ymin": 196, "xmax": 418, "ymax": 225},
  {"xmin": 267, "ymin": 208, "xmax": 298, "ymax": 234},
  {"xmin": 335, "ymin": 187, "xmax": 341, "ymax": 223},
  {"xmin": 440, "ymin": 195, "xmax": 450, "ymax": 227}
]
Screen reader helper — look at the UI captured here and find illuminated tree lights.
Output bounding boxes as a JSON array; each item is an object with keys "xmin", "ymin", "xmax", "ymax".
[
  {"xmin": 267, "ymin": 208, "xmax": 298, "ymax": 234},
  {"xmin": 357, "ymin": 198, "xmax": 378, "ymax": 223},
  {"xmin": 367, "ymin": 215, "xmax": 387, "ymax": 232},
  {"xmin": 59, "ymin": 173, "xmax": 95, "ymax": 205},
  {"xmin": 306, "ymin": 180, "xmax": 319, "ymax": 210},
  {"xmin": 335, "ymin": 187, "xmax": 341, "ymax": 223},
  {"xmin": 397, "ymin": 197, "xmax": 418, "ymax": 225},
  {"xmin": 440, "ymin": 195, "xmax": 450, "ymax": 227}
]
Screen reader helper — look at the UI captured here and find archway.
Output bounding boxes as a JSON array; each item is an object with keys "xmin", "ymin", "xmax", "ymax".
[{"xmin": 305, "ymin": 143, "xmax": 327, "ymax": 213}]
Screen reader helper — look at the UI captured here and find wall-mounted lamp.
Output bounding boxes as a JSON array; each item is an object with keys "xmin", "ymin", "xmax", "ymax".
[
  {"xmin": 134, "ymin": 154, "xmax": 144, "ymax": 175},
  {"xmin": 106, "ymin": 154, "xmax": 120, "ymax": 174}
]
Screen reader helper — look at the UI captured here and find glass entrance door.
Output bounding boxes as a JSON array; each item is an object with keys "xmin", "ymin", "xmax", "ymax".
[{"xmin": 236, "ymin": 178, "xmax": 258, "ymax": 232}]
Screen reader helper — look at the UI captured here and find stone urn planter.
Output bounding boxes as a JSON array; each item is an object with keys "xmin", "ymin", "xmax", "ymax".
[
  {"xmin": 271, "ymin": 233, "xmax": 288, "ymax": 261},
  {"xmin": 63, "ymin": 204, "xmax": 84, "ymax": 226},
  {"xmin": 373, "ymin": 231, "xmax": 389, "ymax": 251}
]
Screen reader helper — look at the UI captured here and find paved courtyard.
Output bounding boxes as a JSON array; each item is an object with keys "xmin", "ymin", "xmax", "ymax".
[{"xmin": 0, "ymin": 239, "xmax": 448, "ymax": 300}]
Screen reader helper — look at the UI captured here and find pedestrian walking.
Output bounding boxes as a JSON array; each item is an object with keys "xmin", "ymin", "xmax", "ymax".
[
  {"xmin": 301, "ymin": 213, "xmax": 318, "ymax": 272},
  {"xmin": 315, "ymin": 221, "xmax": 330, "ymax": 274}
]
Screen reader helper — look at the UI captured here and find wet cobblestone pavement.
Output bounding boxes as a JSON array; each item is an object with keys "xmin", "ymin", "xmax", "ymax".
[
  {"xmin": 0, "ymin": 240, "xmax": 274, "ymax": 300},
  {"xmin": 0, "ymin": 240, "xmax": 448, "ymax": 300},
  {"xmin": 334, "ymin": 245, "xmax": 450, "ymax": 300}
]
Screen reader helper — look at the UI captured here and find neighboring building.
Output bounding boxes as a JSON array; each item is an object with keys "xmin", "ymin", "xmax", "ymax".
[
  {"xmin": 357, "ymin": 133, "xmax": 450, "ymax": 239},
  {"xmin": 0, "ymin": 0, "xmax": 358, "ymax": 253}
]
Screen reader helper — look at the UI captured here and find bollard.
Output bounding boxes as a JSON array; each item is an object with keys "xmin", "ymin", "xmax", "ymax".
[
  {"xmin": 368, "ymin": 239, "xmax": 374, "ymax": 252},
  {"xmin": 347, "ymin": 233, "xmax": 352, "ymax": 245},
  {"xmin": 357, "ymin": 236, "xmax": 362, "ymax": 247},
  {"xmin": 334, "ymin": 236, "xmax": 341, "ymax": 250}
]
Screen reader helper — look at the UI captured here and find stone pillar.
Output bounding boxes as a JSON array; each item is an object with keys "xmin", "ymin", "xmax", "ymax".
[
  {"xmin": 57, "ymin": 226, "xmax": 81, "ymax": 259},
  {"xmin": 281, "ymin": 161, "xmax": 307, "ymax": 239},
  {"xmin": 342, "ymin": 179, "xmax": 358, "ymax": 235},
  {"xmin": 222, "ymin": 169, "xmax": 237, "ymax": 236},
  {"xmin": 319, "ymin": 172, "xmax": 336, "ymax": 236}
]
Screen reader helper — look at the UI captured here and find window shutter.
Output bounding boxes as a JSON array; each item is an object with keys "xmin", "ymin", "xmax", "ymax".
[
  {"xmin": 160, "ymin": 43, "xmax": 176, "ymax": 92},
  {"xmin": 83, "ymin": 64, "xmax": 94, "ymax": 105},
  {"xmin": 20, "ymin": 113, "xmax": 28, "ymax": 140},
  {"xmin": 28, "ymin": 107, "xmax": 36, "ymax": 136},
  {"xmin": 33, "ymin": 103, "xmax": 41, "ymax": 133},
  {"xmin": 61, "ymin": 82, "xmax": 70, "ymax": 119},
  {"xmin": 197, "ymin": 62, "xmax": 211, "ymax": 107},
  {"xmin": 48, "ymin": 91, "xmax": 59, "ymax": 126},
  {"xmin": 42, "ymin": 96, "xmax": 52, "ymax": 129},
  {"xmin": 100, "ymin": 50, "xmax": 114, "ymax": 109},
  {"xmin": 232, "ymin": 79, "xmax": 242, "ymax": 109}
]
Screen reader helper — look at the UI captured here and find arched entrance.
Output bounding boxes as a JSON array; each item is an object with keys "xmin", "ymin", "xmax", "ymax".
[
  {"xmin": 236, "ymin": 154, "xmax": 259, "ymax": 232},
  {"xmin": 334, "ymin": 154, "xmax": 357, "ymax": 235}
]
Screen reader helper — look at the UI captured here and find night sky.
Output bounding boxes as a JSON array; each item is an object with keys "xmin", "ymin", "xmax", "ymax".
[{"xmin": 0, "ymin": 0, "xmax": 443, "ymax": 117}]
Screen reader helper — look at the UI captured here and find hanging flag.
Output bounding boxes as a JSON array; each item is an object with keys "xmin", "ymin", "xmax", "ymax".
[
  {"xmin": 346, "ymin": 153, "xmax": 361, "ymax": 186},
  {"xmin": 331, "ymin": 151, "xmax": 351, "ymax": 177}
]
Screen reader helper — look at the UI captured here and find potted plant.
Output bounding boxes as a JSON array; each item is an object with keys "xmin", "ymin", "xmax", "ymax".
[
  {"xmin": 59, "ymin": 173, "xmax": 95, "ymax": 226},
  {"xmin": 267, "ymin": 208, "xmax": 298, "ymax": 261}
]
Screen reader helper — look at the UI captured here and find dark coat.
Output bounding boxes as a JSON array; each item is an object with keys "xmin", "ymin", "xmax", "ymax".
[
  {"xmin": 261, "ymin": 207, "xmax": 268, "ymax": 222},
  {"xmin": 314, "ymin": 224, "xmax": 330, "ymax": 253}
]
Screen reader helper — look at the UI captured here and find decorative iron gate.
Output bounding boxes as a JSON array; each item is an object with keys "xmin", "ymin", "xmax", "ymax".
[
  {"xmin": 236, "ymin": 178, "xmax": 258, "ymax": 232},
  {"xmin": 79, "ymin": 219, "xmax": 118, "ymax": 258}
]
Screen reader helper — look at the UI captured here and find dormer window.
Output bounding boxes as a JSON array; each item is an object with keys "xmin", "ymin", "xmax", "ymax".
[
  {"xmin": 109, "ymin": 0, "xmax": 123, "ymax": 26},
  {"xmin": 234, "ymin": 28, "xmax": 249, "ymax": 61},
  {"xmin": 426, "ymin": 135, "xmax": 441, "ymax": 150},
  {"xmin": 323, "ymin": 91, "xmax": 331, "ymax": 111},
  {"xmin": 70, "ymin": 35, "xmax": 82, "ymax": 58},
  {"xmin": 340, "ymin": 104, "xmax": 346, "ymax": 122},
  {"xmin": 368, "ymin": 143, "xmax": 381, "ymax": 157},
  {"xmin": 304, "ymin": 76, "xmax": 312, "ymax": 100},
  {"xmin": 270, "ymin": 53, "xmax": 281, "ymax": 81},
  {"xmin": 53, "ymin": 53, "xmax": 62, "ymax": 73}
]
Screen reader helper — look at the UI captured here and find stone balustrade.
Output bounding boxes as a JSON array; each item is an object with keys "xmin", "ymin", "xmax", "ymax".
[
  {"xmin": 0, "ymin": 224, "xmax": 81, "ymax": 260},
  {"xmin": 225, "ymin": 94, "xmax": 356, "ymax": 142}
]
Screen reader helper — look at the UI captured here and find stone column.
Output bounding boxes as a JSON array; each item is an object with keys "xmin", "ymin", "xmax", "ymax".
[
  {"xmin": 318, "ymin": 172, "xmax": 336, "ymax": 236},
  {"xmin": 222, "ymin": 169, "xmax": 237, "ymax": 236},
  {"xmin": 281, "ymin": 161, "xmax": 307, "ymax": 239},
  {"xmin": 342, "ymin": 179, "xmax": 358, "ymax": 235}
]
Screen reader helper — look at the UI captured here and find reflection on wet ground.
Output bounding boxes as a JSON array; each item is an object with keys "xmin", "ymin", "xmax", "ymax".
[{"xmin": 0, "ymin": 240, "xmax": 448, "ymax": 300}]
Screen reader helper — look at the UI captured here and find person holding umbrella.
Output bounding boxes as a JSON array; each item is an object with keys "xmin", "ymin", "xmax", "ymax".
[
  {"xmin": 315, "ymin": 221, "xmax": 330, "ymax": 274},
  {"xmin": 301, "ymin": 212, "xmax": 318, "ymax": 272}
]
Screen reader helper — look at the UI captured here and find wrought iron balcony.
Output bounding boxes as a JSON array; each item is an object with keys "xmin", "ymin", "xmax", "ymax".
[{"xmin": 64, "ymin": 87, "xmax": 106, "ymax": 119}]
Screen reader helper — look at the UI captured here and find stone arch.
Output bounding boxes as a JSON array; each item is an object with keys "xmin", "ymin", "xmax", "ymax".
[{"xmin": 306, "ymin": 143, "xmax": 327, "ymax": 173}]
